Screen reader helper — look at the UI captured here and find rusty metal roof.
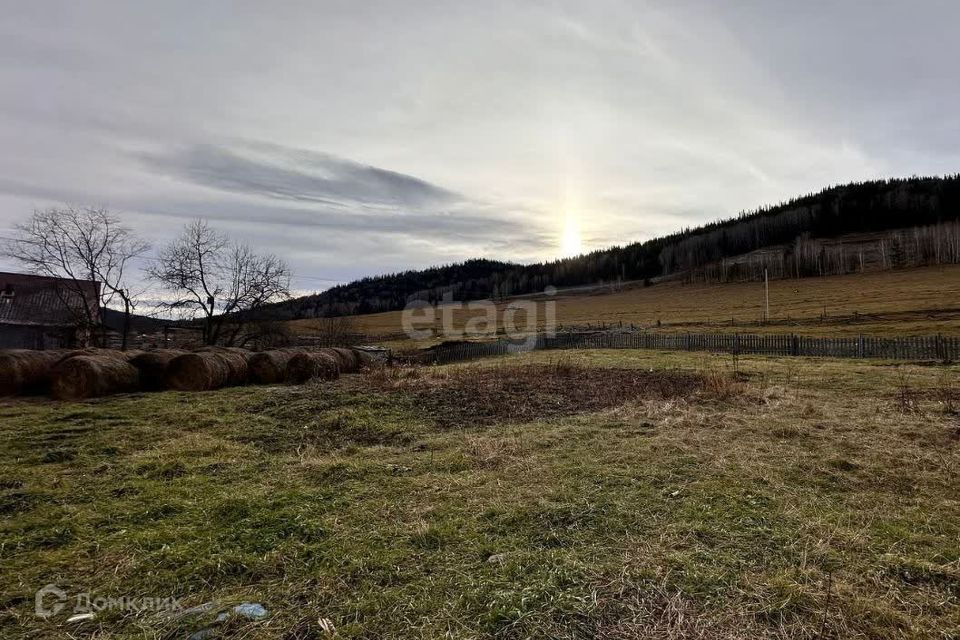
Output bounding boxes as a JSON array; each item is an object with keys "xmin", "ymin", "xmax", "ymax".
[{"xmin": 0, "ymin": 271, "xmax": 100, "ymax": 327}]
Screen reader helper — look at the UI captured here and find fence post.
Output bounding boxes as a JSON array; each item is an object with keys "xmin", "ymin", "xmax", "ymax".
[{"xmin": 857, "ymin": 334, "xmax": 864, "ymax": 359}]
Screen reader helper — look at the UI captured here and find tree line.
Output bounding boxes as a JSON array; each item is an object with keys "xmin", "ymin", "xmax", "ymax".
[{"xmin": 276, "ymin": 175, "xmax": 960, "ymax": 320}]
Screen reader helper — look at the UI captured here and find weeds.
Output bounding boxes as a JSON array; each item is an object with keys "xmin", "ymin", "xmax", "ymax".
[
  {"xmin": 702, "ymin": 369, "xmax": 745, "ymax": 401},
  {"xmin": 362, "ymin": 362, "xmax": 704, "ymax": 427},
  {"xmin": 895, "ymin": 368, "xmax": 920, "ymax": 414},
  {"xmin": 891, "ymin": 367, "xmax": 959, "ymax": 417},
  {"xmin": 934, "ymin": 370, "xmax": 957, "ymax": 416}
]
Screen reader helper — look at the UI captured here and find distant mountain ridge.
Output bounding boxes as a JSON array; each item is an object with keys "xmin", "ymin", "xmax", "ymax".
[{"xmin": 273, "ymin": 175, "xmax": 960, "ymax": 320}]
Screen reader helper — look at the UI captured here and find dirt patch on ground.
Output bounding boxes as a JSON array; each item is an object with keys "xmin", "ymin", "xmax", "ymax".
[{"xmin": 363, "ymin": 362, "xmax": 703, "ymax": 427}]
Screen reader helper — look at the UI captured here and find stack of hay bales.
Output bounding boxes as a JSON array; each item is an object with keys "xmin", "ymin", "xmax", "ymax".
[
  {"xmin": 49, "ymin": 354, "xmax": 140, "ymax": 400},
  {"xmin": 352, "ymin": 348, "xmax": 379, "ymax": 369},
  {"xmin": 164, "ymin": 349, "xmax": 250, "ymax": 391},
  {"xmin": 248, "ymin": 348, "xmax": 305, "ymax": 384},
  {"xmin": 328, "ymin": 347, "xmax": 362, "ymax": 373},
  {"xmin": 56, "ymin": 348, "xmax": 144, "ymax": 362},
  {"xmin": 285, "ymin": 349, "xmax": 341, "ymax": 383},
  {"xmin": 129, "ymin": 350, "xmax": 188, "ymax": 390},
  {"xmin": 0, "ymin": 349, "xmax": 68, "ymax": 396},
  {"xmin": 194, "ymin": 346, "xmax": 249, "ymax": 354},
  {"xmin": 1, "ymin": 344, "xmax": 377, "ymax": 400}
]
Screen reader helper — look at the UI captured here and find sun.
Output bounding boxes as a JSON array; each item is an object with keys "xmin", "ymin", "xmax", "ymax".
[{"xmin": 561, "ymin": 213, "xmax": 582, "ymax": 257}]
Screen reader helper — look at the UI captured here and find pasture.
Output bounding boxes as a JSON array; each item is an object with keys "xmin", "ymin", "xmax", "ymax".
[
  {"xmin": 1, "ymin": 350, "xmax": 957, "ymax": 638},
  {"xmin": 292, "ymin": 265, "xmax": 960, "ymax": 340}
]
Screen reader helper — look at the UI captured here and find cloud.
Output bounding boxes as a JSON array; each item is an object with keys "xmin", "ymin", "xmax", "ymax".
[
  {"xmin": 2, "ymin": 1, "xmax": 960, "ymax": 295},
  {"xmin": 130, "ymin": 139, "xmax": 556, "ymax": 258},
  {"xmin": 139, "ymin": 141, "xmax": 460, "ymax": 210}
]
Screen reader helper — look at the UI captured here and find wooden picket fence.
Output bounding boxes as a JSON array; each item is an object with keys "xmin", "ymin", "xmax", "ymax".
[{"xmin": 429, "ymin": 331, "xmax": 960, "ymax": 365}]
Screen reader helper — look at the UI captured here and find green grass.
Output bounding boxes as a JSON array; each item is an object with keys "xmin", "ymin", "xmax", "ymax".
[{"xmin": 1, "ymin": 351, "xmax": 958, "ymax": 638}]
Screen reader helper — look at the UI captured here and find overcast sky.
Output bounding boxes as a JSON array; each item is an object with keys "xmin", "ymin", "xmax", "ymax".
[{"xmin": 1, "ymin": 1, "xmax": 958, "ymax": 293}]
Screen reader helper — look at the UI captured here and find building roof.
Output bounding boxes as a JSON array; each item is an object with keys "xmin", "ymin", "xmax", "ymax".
[{"xmin": 0, "ymin": 271, "xmax": 101, "ymax": 327}]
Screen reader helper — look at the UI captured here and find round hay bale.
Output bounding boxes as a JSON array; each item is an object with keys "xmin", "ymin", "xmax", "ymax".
[
  {"xmin": 248, "ymin": 349, "xmax": 303, "ymax": 384},
  {"xmin": 286, "ymin": 351, "xmax": 340, "ymax": 384},
  {"xmin": 129, "ymin": 350, "xmax": 187, "ymax": 391},
  {"xmin": 352, "ymin": 348, "xmax": 378, "ymax": 369},
  {"xmin": 0, "ymin": 349, "xmax": 66, "ymax": 396},
  {"xmin": 220, "ymin": 351, "xmax": 250, "ymax": 385},
  {"xmin": 327, "ymin": 347, "xmax": 361, "ymax": 373},
  {"xmin": 50, "ymin": 355, "xmax": 140, "ymax": 400},
  {"xmin": 55, "ymin": 348, "xmax": 141, "ymax": 364},
  {"xmin": 55, "ymin": 348, "xmax": 100, "ymax": 363},
  {"xmin": 165, "ymin": 353, "xmax": 227, "ymax": 391},
  {"xmin": 165, "ymin": 351, "xmax": 250, "ymax": 391},
  {"xmin": 318, "ymin": 347, "xmax": 348, "ymax": 372},
  {"xmin": 194, "ymin": 346, "xmax": 250, "ymax": 355},
  {"xmin": 193, "ymin": 348, "xmax": 250, "ymax": 384}
]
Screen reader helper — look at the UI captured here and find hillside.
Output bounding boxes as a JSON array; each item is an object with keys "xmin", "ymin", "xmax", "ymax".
[
  {"xmin": 275, "ymin": 175, "xmax": 960, "ymax": 320},
  {"xmin": 291, "ymin": 264, "xmax": 960, "ymax": 339},
  {"xmin": 285, "ymin": 258, "xmax": 516, "ymax": 317}
]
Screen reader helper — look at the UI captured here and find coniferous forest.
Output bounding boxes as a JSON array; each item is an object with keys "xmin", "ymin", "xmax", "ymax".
[{"xmin": 275, "ymin": 176, "xmax": 960, "ymax": 319}]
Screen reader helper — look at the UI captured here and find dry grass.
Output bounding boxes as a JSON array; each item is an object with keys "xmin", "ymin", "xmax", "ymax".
[
  {"xmin": 362, "ymin": 360, "xmax": 705, "ymax": 427},
  {"xmin": 464, "ymin": 434, "xmax": 531, "ymax": 470},
  {"xmin": 1, "ymin": 350, "xmax": 958, "ymax": 638},
  {"xmin": 293, "ymin": 264, "xmax": 960, "ymax": 342}
]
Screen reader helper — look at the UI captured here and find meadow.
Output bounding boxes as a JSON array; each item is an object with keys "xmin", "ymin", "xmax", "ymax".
[
  {"xmin": 1, "ymin": 349, "xmax": 957, "ymax": 638},
  {"xmin": 291, "ymin": 265, "xmax": 960, "ymax": 340}
]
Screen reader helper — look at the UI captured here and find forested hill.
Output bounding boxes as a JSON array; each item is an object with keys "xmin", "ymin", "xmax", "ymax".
[
  {"xmin": 276, "ymin": 175, "xmax": 960, "ymax": 319},
  {"xmin": 286, "ymin": 259, "xmax": 518, "ymax": 318}
]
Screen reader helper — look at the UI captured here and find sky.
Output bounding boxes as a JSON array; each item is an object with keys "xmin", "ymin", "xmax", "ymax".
[{"xmin": 1, "ymin": 1, "xmax": 958, "ymax": 295}]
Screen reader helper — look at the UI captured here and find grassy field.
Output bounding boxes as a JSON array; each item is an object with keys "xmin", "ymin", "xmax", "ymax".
[
  {"xmin": 292, "ymin": 265, "xmax": 960, "ymax": 341},
  {"xmin": 1, "ymin": 350, "xmax": 958, "ymax": 638}
]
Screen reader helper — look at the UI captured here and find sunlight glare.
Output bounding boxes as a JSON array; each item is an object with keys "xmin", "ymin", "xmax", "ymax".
[{"xmin": 561, "ymin": 213, "xmax": 582, "ymax": 257}]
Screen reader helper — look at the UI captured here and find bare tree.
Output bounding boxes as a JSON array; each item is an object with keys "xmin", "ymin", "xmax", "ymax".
[
  {"xmin": 237, "ymin": 319, "xmax": 295, "ymax": 350},
  {"xmin": 310, "ymin": 315, "xmax": 360, "ymax": 346},
  {"xmin": 2, "ymin": 206, "xmax": 150, "ymax": 349},
  {"xmin": 146, "ymin": 219, "xmax": 291, "ymax": 345}
]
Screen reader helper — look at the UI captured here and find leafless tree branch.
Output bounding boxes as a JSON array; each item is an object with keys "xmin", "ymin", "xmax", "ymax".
[
  {"xmin": 1, "ymin": 206, "xmax": 150, "ymax": 348},
  {"xmin": 146, "ymin": 219, "xmax": 291, "ymax": 345}
]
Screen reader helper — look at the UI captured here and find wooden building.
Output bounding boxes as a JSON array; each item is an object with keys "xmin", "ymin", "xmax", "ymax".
[{"xmin": 0, "ymin": 272, "xmax": 101, "ymax": 349}]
